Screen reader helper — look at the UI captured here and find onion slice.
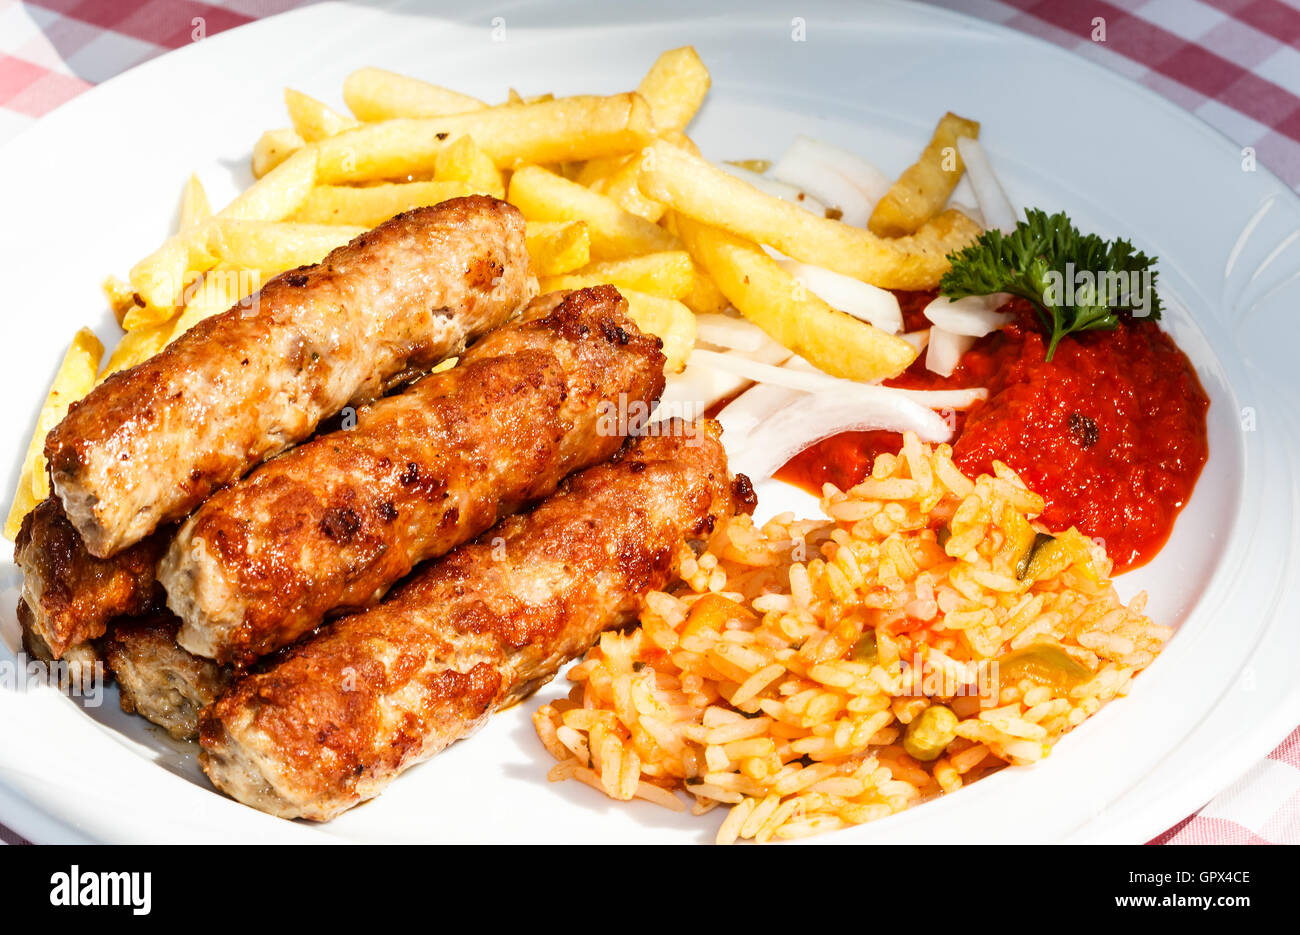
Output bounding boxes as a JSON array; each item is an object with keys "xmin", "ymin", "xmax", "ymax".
[
  {"xmin": 689, "ymin": 348, "xmax": 988, "ymax": 411},
  {"xmin": 716, "ymin": 380, "xmax": 804, "ymax": 441},
  {"xmin": 728, "ymin": 392, "xmax": 953, "ymax": 483},
  {"xmin": 925, "ymin": 326, "xmax": 975, "ymax": 378},
  {"xmin": 770, "ymin": 143, "xmax": 874, "ymax": 227},
  {"xmin": 714, "ymin": 162, "xmax": 828, "ymax": 217},
  {"xmin": 777, "ymin": 260, "xmax": 904, "ymax": 333},
  {"xmin": 775, "ymin": 136, "xmax": 893, "ymax": 205},
  {"xmin": 923, "ymin": 294, "xmax": 1013, "ymax": 337},
  {"xmin": 900, "ymin": 329, "xmax": 931, "ymax": 353},
  {"xmin": 695, "ymin": 313, "xmax": 767, "ymax": 352},
  {"xmin": 955, "ymin": 137, "xmax": 1017, "ymax": 233}
]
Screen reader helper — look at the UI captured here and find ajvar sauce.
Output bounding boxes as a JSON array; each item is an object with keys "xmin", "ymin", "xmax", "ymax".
[{"xmin": 773, "ymin": 292, "xmax": 1210, "ymax": 571}]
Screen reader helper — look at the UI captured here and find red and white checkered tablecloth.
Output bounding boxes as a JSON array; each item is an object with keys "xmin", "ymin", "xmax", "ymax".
[{"xmin": 0, "ymin": 0, "xmax": 1297, "ymax": 846}]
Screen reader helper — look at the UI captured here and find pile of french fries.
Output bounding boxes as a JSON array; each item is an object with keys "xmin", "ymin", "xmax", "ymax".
[{"xmin": 6, "ymin": 47, "xmax": 983, "ymax": 539}]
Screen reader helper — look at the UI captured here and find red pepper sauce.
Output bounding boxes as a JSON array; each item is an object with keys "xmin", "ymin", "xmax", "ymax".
[{"xmin": 773, "ymin": 293, "xmax": 1210, "ymax": 571}]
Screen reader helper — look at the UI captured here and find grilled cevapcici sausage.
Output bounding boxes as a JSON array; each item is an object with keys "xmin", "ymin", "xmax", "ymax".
[
  {"xmin": 13, "ymin": 497, "xmax": 167, "ymax": 659},
  {"xmin": 159, "ymin": 285, "xmax": 667, "ymax": 665},
  {"xmin": 46, "ymin": 196, "xmax": 535, "ymax": 557},
  {"xmin": 199, "ymin": 421, "xmax": 751, "ymax": 820}
]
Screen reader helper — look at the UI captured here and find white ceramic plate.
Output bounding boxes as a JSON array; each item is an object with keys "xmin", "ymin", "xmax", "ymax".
[{"xmin": 2, "ymin": 0, "xmax": 1297, "ymax": 844}]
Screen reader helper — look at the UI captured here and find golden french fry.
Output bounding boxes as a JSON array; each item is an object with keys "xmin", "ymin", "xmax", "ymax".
[
  {"xmin": 294, "ymin": 181, "xmax": 474, "ymax": 226},
  {"xmin": 252, "ymin": 127, "xmax": 305, "ymax": 178},
  {"xmin": 316, "ymin": 93, "xmax": 654, "ymax": 182},
  {"xmin": 638, "ymin": 139, "xmax": 980, "ymax": 290},
  {"xmin": 219, "ymin": 145, "xmax": 318, "ymax": 222},
  {"xmin": 434, "ymin": 135, "xmax": 505, "ymax": 199},
  {"xmin": 3, "ymin": 467, "xmax": 37, "ymax": 542},
  {"xmin": 285, "ymin": 88, "xmax": 359, "ymax": 142},
  {"xmin": 506, "ymin": 88, "xmax": 524, "ymax": 106},
  {"xmin": 541, "ymin": 251, "xmax": 693, "ymax": 301},
  {"xmin": 129, "ymin": 148, "xmax": 319, "ymax": 319},
  {"xmin": 868, "ymin": 112, "xmax": 980, "ymax": 238},
  {"xmin": 124, "ymin": 214, "xmax": 357, "ymax": 329},
  {"xmin": 343, "ymin": 67, "xmax": 486, "ymax": 121},
  {"xmin": 574, "ymin": 154, "xmax": 626, "ymax": 189},
  {"xmin": 676, "ymin": 214, "xmax": 916, "ymax": 381},
  {"xmin": 591, "ymin": 153, "xmax": 666, "ymax": 222},
  {"xmin": 179, "ymin": 173, "xmax": 212, "ymax": 230},
  {"xmin": 102, "ymin": 275, "xmax": 138, "ymax": 326},
  {"xmin": 508, "ymin": 165, "xmax": 677, "ymax": 260},
  {"xmin": 203, "ymin": 219, "xmax": 364, "ymax": 272},
  {"xmin": 166, "ymin": 266, "xmax": 268, "ymax": 342},
  {"xmin": 524, "ymin": 220, "xmax": 591, "ymax": 276},
  {"xmin": 98, "ymin": 320, "xmax": 172, "ymax": 382},
  {"xmin": 5, "ymin": 328, "xmax": 103, "ymax": 539},
  {"xmin": 620, "ymin": 290, "xmax": 696, "ymax": 374},
  {"xmin": 637, "ymin": 46, "xmax": 710, "ymax": 133},
  {"xmin": 680, "ymin": 264, "xmax": 730, "ymax": 316}
]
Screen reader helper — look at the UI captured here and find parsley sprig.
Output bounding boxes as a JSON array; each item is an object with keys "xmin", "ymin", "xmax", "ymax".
[{"xmin": 938, "ymin": 208, "xmax": 1162, "ymax": 360}]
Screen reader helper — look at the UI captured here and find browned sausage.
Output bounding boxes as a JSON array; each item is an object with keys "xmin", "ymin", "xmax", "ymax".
[
  {"xmin": 199, "ymin": 421, "xmax": 750, "ymax": 820},
  {"xmin": 46, "ymin": 196, "xmax": 535, "ymax": 557},
  {"xmin": 13, "ymin": 498, "xmax": 165, "ymax": 659},
  {"xmin": 160, "ymin": 286, "xmax": 666, "ymax": 665}
]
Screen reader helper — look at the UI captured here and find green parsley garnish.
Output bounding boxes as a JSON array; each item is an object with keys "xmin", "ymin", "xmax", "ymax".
[{"xmin": 938, "ymin": 208, "xmax": 1161, "ymax": 360}]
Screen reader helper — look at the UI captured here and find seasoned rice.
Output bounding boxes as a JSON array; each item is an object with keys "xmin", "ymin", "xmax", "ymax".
[{"xmin": 533, "ymin": 432, "xmax": 1171, "ymax": 843}]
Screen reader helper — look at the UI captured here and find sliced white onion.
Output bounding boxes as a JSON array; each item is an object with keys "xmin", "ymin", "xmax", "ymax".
[
  {"xmin": 777, "ymin": 136, "xmax": 893, "ymax": 205},
  {"xmin": 715, "ymin": 380, "xmax": 804, "ymax": 441},
  {"xmin": 776, "ymin": 260, "xmax": 903, "ymax": 333},
  {"xmin": 923, "ymin": 294, "xmax": 1013, "ymax": 337},
  {"xmin": 900, "ymin": 329, "xmax": 930, "ymax": 353},
  {"xmin": 656, "ymin": 331, "xmax": 793, "ymax": 421},
  {"xmin": 956, "ymin": 136, "xmax": 1017, "ymax": 234},
  {"xmin": 714, "ymin": 162, "xmax": 828, "ymax": 217},
  {"xmin": 728, "ymin": 392, "xmax": 953, "ymax": 482},
  {"xmin": 925, "ymin": 326, "xmax": 975, "ymax": 378},
  {"xmin": 694, "ymin": 313, "xmax": 766, "ymax": 352},
  {"xmin": 689, "ymin": 348, "xmax": 987, "ymax": 411},
  {"xmin": 948, "ymin": 174, "xmax": 977, "ymax": 211},
  {"xmin": 770, "ymin": 144, "xmax": 874, "ymax": 227}
]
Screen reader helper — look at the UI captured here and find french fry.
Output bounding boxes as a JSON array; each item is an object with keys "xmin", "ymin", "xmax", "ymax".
[
  {"xmin": 316, "ymin": 93, "xmax": 654, "ymax": 182},
  {"xmin": 637, "ymin": 139, "xmax": 980, "ymax": 290},
  {"xmin": 524, "ymin": 220, "xmax": 591, "ymax": 275},
  {"xmin": 123, "ymin": 215, "xmax": 357, "ymax": 330},
  {"xmin": 868, "ymin": 112, "xmax": 980, "ymax": 238},
  {"xmin": 98, "ymin": 320, "xmax": 171, "ymax": 382},
  {"xmin": 675, "ymin": 214, "xmax": 916, "ymax": 381},
  {"xmin": 166, "ymin": 266, "xmax": 268, "ymax": 342},
  {"xmin": 179, "ymin": 173, "xmax": 211, "ymax": 230},
  {"xmin": 591, "ymin": 153, "xmax": 666, "ymax": 222},
  {"xmin": 284, "ymin": 88, "xmax": 359, "ymax": 142},
  {"xmin": 508, "ymin": 165, "xmax": 677, "ymax": 260},
  {"xmin": 219, "ymin": 145, "xmax": 318, "ymax": 222},
  {"xmin": 620, "ymin": 290, "xmax": 696, "ymax": 374},
  {"xmin": 294, "ymin": 181, "xmax": 474, "ymax": 226},
  {"xmin": 102, "ymin": 275, "xmax": 138, "ymax": 326},
  {"xmin": 128, "ymin": 147, "xmax": 319, "ymax": 322},
  {"xmin": 343, "ymin": 67, "xmax": 487, "ymax": 121},
  {"xmin": 637, "ymin": 46, "xmax": 711, "ymax": 133},
  {"xmin": 434, "ymin": 135, "xmax": 505, "ymax": 199},
  {"xmin": 541, "ymin": 251, "xmax": 694, "ymax": 301},
  {"xmin": 203, "ymin": 219, "xmax": 364, "ymax": 273},
  {"xmin": 5, "ymin": 329, "xmax": 103, "ymax": 539},
  {"xmin": 252, "ymin": 127, "xmax": 305, "ymax": 178},
  {"xmin": 680, "ymin": 264, "xmax": 730, "ymax": 316}
]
